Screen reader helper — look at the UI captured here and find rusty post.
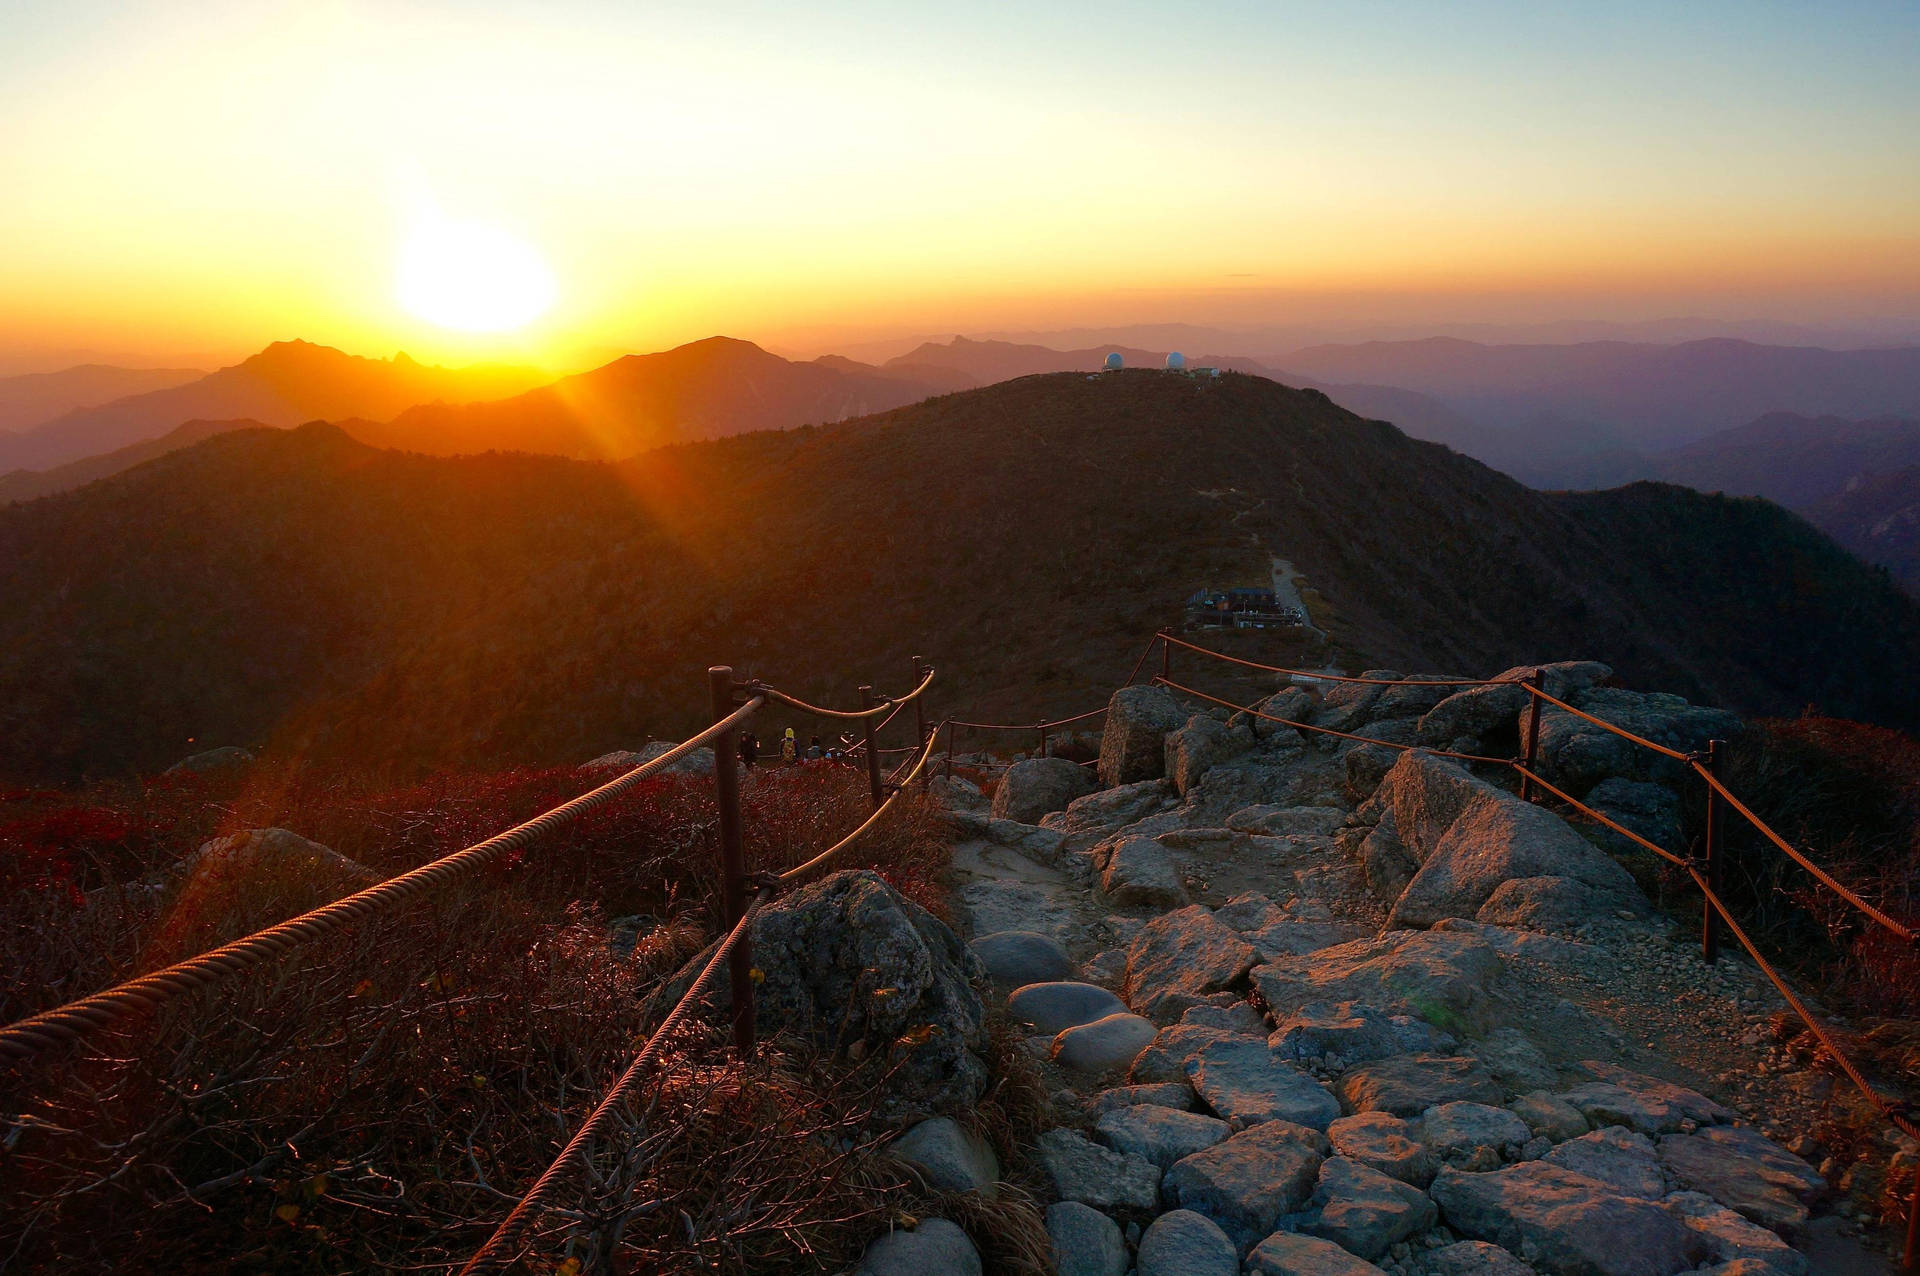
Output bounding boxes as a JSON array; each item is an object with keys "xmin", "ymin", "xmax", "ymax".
[
  {"xmin": 707, "ymin": 666, "xmax": 754, "ymax": 1057},
  {"xmin": 944, "ymin": 719, "xmax": 954, "ymax": 782},
  {"xmin": 1902, "ymin": 1165, "xmax": 1920, "ymax": 1275},
  {"xmin": 860, "ymin": 685, "xmax": 884, "ymax": 809},
  {"xmin": 1518, "ymin": 670, "xmax": 1545, "ymax": 802},
  {"xmin": 911, "ymin": 657, "xmax": 930, "ymax": 788},
  {"xmin": 1702, "ymin": 738, "xmax": 1725, "ymax": 965},
  {"xmin": 1159, "ymin": 629, "xmax": 1171, "ymax": 682},
  {"xmin": 1038, "ymin": 723, "xmax": 1049, "ymax": 759}
]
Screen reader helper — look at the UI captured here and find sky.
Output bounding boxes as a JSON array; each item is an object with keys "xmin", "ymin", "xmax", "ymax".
[{"xmin": 3, "ymin": 0, "xmax": 1918, "ymax": 372}]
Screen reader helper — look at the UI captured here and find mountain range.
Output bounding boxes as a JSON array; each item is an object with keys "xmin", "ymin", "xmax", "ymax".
[
  {"xmin": 2, "ymin": 370, "xmax": 1914, "ymax": 782},
  {"xmin": 0, "ymin": 363, "xmax": 204, "ymax": 433}
]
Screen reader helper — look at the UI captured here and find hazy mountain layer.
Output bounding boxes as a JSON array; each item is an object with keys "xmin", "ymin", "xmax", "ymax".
[{"xmin": 0, "ymin": 363, "xmax": 205, "ymax": 433}]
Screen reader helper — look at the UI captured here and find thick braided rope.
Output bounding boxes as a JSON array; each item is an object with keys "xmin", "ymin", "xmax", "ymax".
[
  {"xmin": 755, "ymin": 666, "xmax": 935, "ymax": 721},
  {"xmin": 0, "ymin": 698, "xmax": 765, "ymax": 1066}
]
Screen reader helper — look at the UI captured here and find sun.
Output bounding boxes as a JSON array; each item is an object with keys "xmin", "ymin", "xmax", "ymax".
[{"xmin": 396, "ymin": 214, "xmax": 556, "ymax": 333}]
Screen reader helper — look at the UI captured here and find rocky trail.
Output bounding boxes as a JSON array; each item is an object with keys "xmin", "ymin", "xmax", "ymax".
[{"xmin": 860, "ymin": 664, "xmax": 1915, "ymax": 1276}]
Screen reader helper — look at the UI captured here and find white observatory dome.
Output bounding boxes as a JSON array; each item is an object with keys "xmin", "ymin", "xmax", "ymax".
[
  {"xmin": 1166, "ymin": 351, "xmax": 1187, "ymax": 371},
  {"xmin": 1104, "ymin": 352, "xmax": 1124, "ymax": 371}
]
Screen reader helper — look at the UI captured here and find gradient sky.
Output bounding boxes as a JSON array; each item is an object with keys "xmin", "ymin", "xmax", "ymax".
[{"xmin": 3, "ymin": 0, "xmax": 1917, "ymax": 370}]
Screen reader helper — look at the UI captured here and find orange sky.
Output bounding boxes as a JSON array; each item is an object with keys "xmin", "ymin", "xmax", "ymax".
[{"xmin": 3, "ymin": 1, "xmax": 1917, "ymax": 372}]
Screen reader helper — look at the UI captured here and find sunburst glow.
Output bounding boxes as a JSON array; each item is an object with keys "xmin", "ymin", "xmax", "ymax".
[{"xmin": 397, "ymin": 215, "xmax": 556, "ymax": 333}]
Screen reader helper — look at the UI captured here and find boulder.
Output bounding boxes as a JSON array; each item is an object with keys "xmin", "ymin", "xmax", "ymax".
[
  {"xmin": 1166, "ymin": 714, "xmax": 1256, "ymax": 796},
  {"xmin": 1245, "ymin": 1230, "xmax": 1388, "ymax": 1275},
  {"xmin": 1044, "ymin": 1201, "xmax": 1129, "ymax": 1276},
  {"xmin": 991, "ymin": 756, "xmax": 1098, "ymax": 824},
  {"xmin": 1358, "ymin": 818, "xmax": 1419, "ymax": 903},
  {"xmin": 1470, "ymin": 1027, "xmax": 1560, "ymax": 1093},
  {"xmin": 1089, "ymin": 1081, "xmax": 1198, "ymax": 1114},
  {"xmin": 985, "ymin": 818, "xmax": 1070, "ymax": 864},
  {"xmin": 1269, "ymin": 1001, "xmax": 1413, "ymax": 1067},
  {"xmin": 1137, "ymin": 1209, "xmax": 1238, "ymax": 1276},
  {"xmin": 1101, "ymin": 836, "xmax": 1189, "ymax": 909},
  {"xmin": 635, "ymin": 739, "xmax": 716, "ymax": 775},
  {"xmin": 1420, "ymin": 1101, "xmax": 1532, "ymax": 1163},
  {"xmin": 1095, "ymin": 1103, "xmax": 1231, "ymax": 1169},
  {"xmin": 1559, "ymin": 1062, "xmax": 1733, "ymax": 1137},
  {"xmin": 1123, "ymin": 906, "xmax": 1258, "ymax": 1023},
  {"xmin": 1415, "ymin": 661, "xmax": 1611, "ymax": 753},
  {"xmin": 1371, "ymin": 752, "xmax": 1645, "ymax": 927},
  {"xmin": 1476, "ymin": 875, "xmax": 1613, "ymax": 930},
  {"xmin": 1656, "ymin": 1125, "xmax": 1824, "ymax": 1232},
  {"xmin": 1008, "ymin": 982, "xmax": 1128, "ymax": 1036},
  {"xmin": 1053, "ymin": 1013, "xmax": 1159, "ymax": 1074},
  {"xmin": 1099, "ymin": 686, "xmax": 1190, "ymax": 786},
  {"xmin": 1376, "ymin": 678, "xmax": 1464, "ymax": 720},
  {"xmin": 1665, "ymin": 1191, "xmax": 1809, "ymax": 1274},
  {"xmin": 1583, "ymin": 777, "xmax": 1684, "ymax": 859},
  {"xmin": 1542, "ymin": 1126, "xmax": 1664, "ymax": 1200},
  {"xmin": 1336, "ymin": 1055, "xmax": 1503, "ymax": 1117},
  {"xmin": 1344, "ymin": 743, "xmax": 1402, "ymax": 801},
  {"xmin": 969, "ymin": 930, "xmax": 1074, "ymax": 987},
  {"xmin": 1327, "ymin": 1111, "xmax": 1437, "ymax": 1187},
  {"xmin": 857, "ymin": 1217, "xmax": 982, "ymax": 1276},
  {"xmin": 1251, "ymin": 929, "xmax": 1503, "ymax": 1037},
  {"xmin": 1429, "ymin": 1161, "xmax": 1705, "ymax": 1276},
  {"xmin": 1300, "ymin": 1155, "xmax": 1438, "ymax": 1261},
  {"xmin": 1130, "ymin": 1022, "xmax": 1258, "ymax": 1085},
  {"xmin": 929, "ymin": 773, "xmax": 989, "ymax": 815},
  {"xmin": 1033, "ymin": 1128, "xmax": 1161, "ymax": 1212},
  {"xmin": 1423, "ymin": 1240, "xmax": 1536, "ymax": 1275},
  {"xmin": 889, "ymin": 1117, "xmax": 999, "ymax": 1194},
  {"xmin": 151, "ymin": 829, "xmax": 377, "ymax": 963},
  {"xmin": 1183, "ymin": 754, "xmax": 1325, "ymax": 824},
  {"xmin": 1531, "ymin": 688, "xmax": 1742, "ymax": 795},
  {"xmin": 1187, "ymin": 1036, "xmax": 1343, "ymax": 1129},
  {"xmin": 685, "ymin": 870, "xmax": 986, "ymax": 1120},
  {"xmin": 957, "ymin": 878, "xmax": 1073, "ymax": 942},
  {"xmin": 1162, "ymin": 1119, "xmax": 1328, "ymax": 1249},
  {"xmin": 163, "ymin": 745, "xmax": 254, "ymax": 777},
  {"xmin": 1042, "ymin": 778, "xmax": 1179, "ymax": 850},
  {"xmin": 1315, "ymin": 674, "xmax": 1401, "ymax": 733},
  {"xmin": 1512, "ymin": 1091, "xmax": 1590, "ymax": 1142}
]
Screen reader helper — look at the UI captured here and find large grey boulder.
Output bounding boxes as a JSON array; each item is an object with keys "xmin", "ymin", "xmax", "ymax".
[
  {"xmin": 1099, "ymin": 686, "xmax": 1190, "ymax": 786},
  {"xmin": 1314, "ymin": 673, "xmax": 1401, "ymax": 733},
  {"xmin": 1166, "ymin": 714, "xmax": 1255, "ymax": 796},
  {"xmin": 1251, "ymin": 929, "xmax": 1503, "ymax": 1036},
  {"xmin": 1129, "ymin": 1022, "xmax": 1259, "ymax": 1085},
  {"xmin": 634, "ymin": 739, "xmax": 717, "ymax": 775},
  {"xmin": 1336, "ymin": 1055, "xmax": 1503, "ymax": 1117},
  {"xmin": 969, "ymin": 930, "xmax": 1074, "ymax": 987},
  {"xmin": 1042, "ymin": 778, "xmax": 1179, "ymax": 850},
  {"xmin": 1415, "ymin": 661, "xmax": 1611, "ymax": 753},
  {"xmin": 1371, "ymin": 752, "xmax": 1645, "ymax": 927},
  {"xmin": 1327, "ymin": 1111, "xmax": 1437, "ymax": 1187},
  {"xmin": 1512, "ymin": 1090, "xmax": 1591, "ymax": 1142},
  {"xmin": 1584, "ymin": 777, "xmax": 1685, "ymax": 859},
  {"xmin": 857, "ymin": 1217, "xmax": 981, "ymax": 1275},
  {"xmin": 1423, "ymin": 1240, "xmax": 1535, "ymax": 1275},
  {"xmin": 1096, "ymin": 1103, "xmax": 1230, "ymax": 1169},
  {"xmin": 1053, "ymin": 1012, "xmax": 1159, "ymax": 1073},
  {"xmin": 1531, "ymin": 687, "xmax": 1741, "ymax": 795},
  {"xmin": 1008, "ymin": 981, "xmax": 1127, "ymax": 1035},
  {"xmin": 1470, "ymin": 1026, "xmax": 1560, "ymax": 1093},
  {"xmin": 888, "ymin": 1117, "xmax": 999, "ymax": 1194},
  {"xmin": 1101, "ymin": 836, "xmax": 1189, "ymax": 909},
  {"xmin": 1187, "ymin": 1036, "xmax": 1343, "ymax": 1129},
  {"xmin": 1090, "ymin": 1081, "xmax": 1198, "ymax": 1114},
  {"xmin": 155, "ymin": 829, "xmax": 377, "ymax": 962},
  {"xmin": 1137, "ymin": 1209, "xmax": 1237, "ymax": 1276},
  {"xmin": 1666, "ymin": 1192, "xmax": 1809, "ymax": 1274},
  {"xmin": 1656, "ymin": 1125, "xmax": 1824, "ymax": 1232},
  {"xmin": 1430, "ymin": 1161, "xmax": 1706, "ymax": 1275},
  {"xmin": 991, "ymin": 756, "xmax": 1098, "ymax": 824},
  {"xmin": 1420, "ymin": 1101, "xmax": 1533, "ymax": 1164},
  {"xmin": 1542, "ymin": 1126, "xmax": 1664, "ymax": 1200},
  {"xmin": 1123, "ymin": 906, "xmax": 1258, "ymax": 1023},
  {"xmin": 1162, "ymin": 1119, "xmax": 1328, "ymax": 1249},
  {"xmin": 1045, "ymin": 1201, "xmax": 1129, "ymax": 1276},
  {"xmin": 1558, "ymin": 1061, "xmax": 1733, "ymax": 1137},
  {"xmin": 679, "ymin": 870, "xmax": 986, "ymax": 1121},
  {"xmin": 1300, "ymin": 1155, "xmax": 1438, "ymax": 1261},
  {"xmin": 1245, "ymin": 1230, "xmax": 1388, "ymax": 1274},
  {"xmin": 1034, "ymin": 1128, "xmax": 1161, "ymax": 1212}
]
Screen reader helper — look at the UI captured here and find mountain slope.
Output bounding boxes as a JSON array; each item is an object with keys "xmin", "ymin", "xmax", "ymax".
[
  {"xmin": 0, "ymin": 341, "xmax": 548, "ymax": 473},
  {"xmin": 2, "ymin": 371, "xmax": 1915, "ymax": 781},
  {"xmin": 0, "ymin": 363, "xmax": 205, "ymax": 433},
  {"xmin": 1651, "ymin": 413, "xmax": 1920, "ymax": 510},
  {"xmin": 348, "ymin": 337, "xmax": 958, "ymax": 459},
  {"xmin": 1806, "ymin": 467, "xmax": 1920, "ymax": 596},
  {"xmin": 0, "ymin": 418, "xmax": 274, "ymax": 505}
]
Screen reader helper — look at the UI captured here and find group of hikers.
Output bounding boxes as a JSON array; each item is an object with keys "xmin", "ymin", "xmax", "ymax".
[{"xmin": 735, "ymin": 728, "xmax": 856, "ymax": 768}]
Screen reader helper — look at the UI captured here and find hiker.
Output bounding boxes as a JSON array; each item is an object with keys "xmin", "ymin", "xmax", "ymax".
[
  {"xmin": 780, "ymin": 728, "xmax": 798, "ymax": 766},
  {"xmin": 738, "ymin": 732, "xmax": 758, "ymax": 768},
  {"xmin": 806, "ymin": 735, "xmax": 825, "ymax": 762}
]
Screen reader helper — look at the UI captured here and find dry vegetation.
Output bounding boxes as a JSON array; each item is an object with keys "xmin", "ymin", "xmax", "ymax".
[{"xmin": 0, "ymin": 758, "xmax": 1020, "ymax": 1275}]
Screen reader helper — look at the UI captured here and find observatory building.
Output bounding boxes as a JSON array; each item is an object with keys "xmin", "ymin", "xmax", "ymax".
[
  {"xmin": 1104, "ymin": 352, "xmax": 1124, "ymax": 371},
  {"xmin": 1166, "ymin": 351, "xmax": 1186, "ymax": 371}
]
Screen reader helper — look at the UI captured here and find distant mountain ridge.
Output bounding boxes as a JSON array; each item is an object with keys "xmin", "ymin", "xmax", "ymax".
[
  {"xmin": 2, "ymin": 369, "xmax": 1914, "ymax": 781},
  {"xmin": 0, "ymin": 363, "xmax": 205, "ymax": 433},
  {"xmin": 0, "ymin": 341, "xmax": 547, "ymax": 474},
  {"xmin": 347, "ymin": 336, "xmax": 963, "ymax": 459},
  {"xmin": 0, "ymin": 418, "xmax": 275, "ymax": 505}
]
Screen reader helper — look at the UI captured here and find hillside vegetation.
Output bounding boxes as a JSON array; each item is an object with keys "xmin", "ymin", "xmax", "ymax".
[{"xmin": 2, "ymin": 370, "xmax": 1917, "ymax": 782}]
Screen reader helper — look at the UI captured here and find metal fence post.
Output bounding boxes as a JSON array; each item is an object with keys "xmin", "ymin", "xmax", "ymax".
[
  {"xmin": 1518, "ymin": 670, "xmax": 1545, "ymax": 802},
  {"xmin": 1159, "ymin": 629, "xmax": 1171, "ymax": 682},
  {"xmin": 944, "ymin": 720, "xmax": 954, "ymax": 782},
  {"xmin": 1702, "ymin": 738, "xmax": 1725, "ymax": 965},
  {"xmin": 1038, "ymin": 724, "xmax": 1049, "ymax": 759},
  {"xmin": 707, "ymin": 666, "xmax": 755, "ymax": 1056},
  {"xmin": 1902, "ymin": 1167, "xmax": 1919, "ymax": 1274},
  {"xmin": 860, "ymin": 685, "xmax": 884, "ymax": 809}
]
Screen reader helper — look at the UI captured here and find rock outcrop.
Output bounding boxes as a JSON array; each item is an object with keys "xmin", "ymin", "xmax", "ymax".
[
  {"xmin": 992, "ymin": 756, "xmax": 1098, "ymax": 824},
  {"xmin": 1098, "ymin": 686, "xmax": 1189, "ymax": 786}
]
